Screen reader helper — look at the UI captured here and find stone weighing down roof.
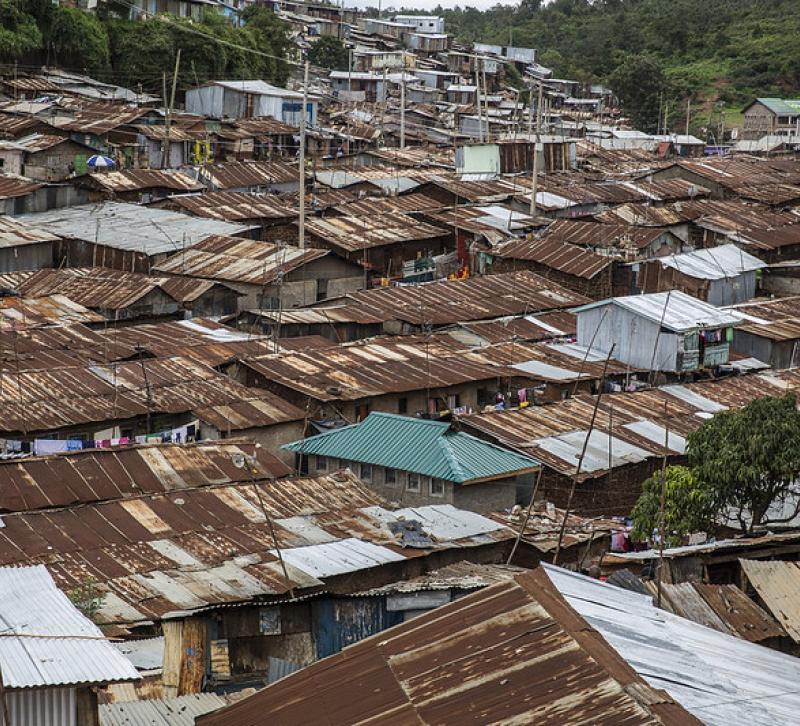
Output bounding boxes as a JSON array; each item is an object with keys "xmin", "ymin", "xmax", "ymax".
[{"xmin": 283, "ymin": 412, "xmax": 539, "ymax": 483}]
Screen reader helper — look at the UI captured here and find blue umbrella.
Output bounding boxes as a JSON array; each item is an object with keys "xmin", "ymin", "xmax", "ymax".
[{"xmin": 87, "ymin": 155, "xmax": 115, "ymax": 168}]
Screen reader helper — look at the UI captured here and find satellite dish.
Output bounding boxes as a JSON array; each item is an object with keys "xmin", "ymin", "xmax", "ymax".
[{"xmin": 231, "ymin": 453, "xmax": 246, "ymax": 469}]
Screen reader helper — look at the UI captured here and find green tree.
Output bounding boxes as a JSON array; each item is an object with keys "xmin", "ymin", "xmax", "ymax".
[
  {"xmin": 47, "ymin": 6, "xmax": 110, "ymax": 71},
  {"xmin": 307, "ymin": 36, "xmax": 349, "ymax": 71},
  {"xmin": 608, "ymin": 54, "xmax": 670, "ymax": 132},
  {"xmin": 0, "ymin": 0, "xmax": 41, "ymax": 61},
  {"xmin": 631, "ymin": 466, "xmax": 715, "ymax": 547},
  {"xmin": 689, "ymin": 393, "xmax": 800, "ymax": 533}
]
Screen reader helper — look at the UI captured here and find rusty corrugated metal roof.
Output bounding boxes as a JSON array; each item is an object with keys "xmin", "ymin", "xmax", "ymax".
[
  {"xmin": 85, "ymin": 169, "xmax": 204, "ymax": 193},
  {"xmin": 196, "ymin": 568, "xmax": 693, "ymax": 726},
  {"xmin": 343, "ymin": 271, "xmax": 589, "ymax": 325},
  {"xmin": 740, "ymin": 559, "xmax": 800, "ymax": 643},
  {"xmin": 303, "ymin": 211, "xmax": 446, "ymax": 252},
  {"xmin": 168, "ymin": 191, "xmax": 296, "ymax": 221},
  {"xmin": 0, "ymin": 174, "xmax": 42, "ymax": 199},
  {"xmin": 494, "ymin": 237, "xmax": 613, "ymax": 278},
  {"xmin": 0, "ymin": 355, "xmax": 304, "ymax": 435},
  {"xmin": 154, "ymin": 235, "xmax": 327, "ymax": 285},
  {"xmin": 0, "ymin": 439, "xmax": 289, "ymax": 512},
  {"xmin": 0, "ymin": 294, "xmax": 103, "ymax": 331},
  {"xmin": 201, "ymin": 160, "xmax": 300, "ymax": 189}
]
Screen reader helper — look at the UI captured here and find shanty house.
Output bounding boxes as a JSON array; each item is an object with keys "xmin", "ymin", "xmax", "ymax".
[
  {"xmin": 284, "ymin": 412, "xmax": 540, "ymax": 513},
  {"xmin": 0, "ymin": 216, "xmax": 59, "ymax": 272},
  {"xmin": 574, "ymin": 290, "xmax": 742, "ymax": 373},
  {"xmin": 185, "ymin": 81, "xmax": 317, "ymax": 126},
  {"xmin": 723, "ymin": 296, "xmax": 800, "ymax": 369},
  {"xmin": 633, "ymin": 243, "xmax": 766, "ymax": 305},
  {"xmin": 0, "ymin": 133, "xmax": 95, "ymax": 182},
  {"xmin": 153, "ymin": 236, "xmax": 364, "ymax": 309},
  {"xmin": 0, "ymin": 565, "xmax": 138, "ymax": 726}
]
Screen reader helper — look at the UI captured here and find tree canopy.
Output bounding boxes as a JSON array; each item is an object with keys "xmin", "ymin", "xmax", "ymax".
[
  {"xmin": 308, "ymin": 36, "xmax": 349, "ymax": 71},
  {"xmin": 632, "ymin": 394, "xmax": 800, "ymax": 543}
]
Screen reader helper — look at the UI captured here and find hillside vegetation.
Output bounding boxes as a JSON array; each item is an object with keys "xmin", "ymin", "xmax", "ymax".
[{"xmin": 438, "ymin": 0, "xmax": 800, "ymax": 128}]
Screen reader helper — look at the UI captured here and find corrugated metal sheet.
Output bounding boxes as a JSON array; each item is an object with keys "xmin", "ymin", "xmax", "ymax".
[
  {"xmin": 655, "ymin": 244, "xmax": 765, "ymax": 280},
  {"xmin": 17, "ymin": 202, "xmax": 254, "ymax": 256},
  {"xmin": 283, "ymin": 412, "xmax": 538, "ymax": 483},
  {"xmin": 0, "ymin": 471, "xmax": 512, "ymax": 627},
  {"xmin": 99, "ymin": 694, "xmax": 225, "ymax": 726},
  {"xmin": 168, "ymin": 192, "xmax": 296, "ymax": 222},
  {"xmin": 0, "ymin": 175, "xmax": 42, "ymax": 200},
  {"xmin": 242, "ymin": 337, "xmax": 506, "ymax": 402},
  {"xmin": 153, "ymin": 235, "xmax": 326, "ymax": 285},
  {"xmin": 0, "ymin": 440, "xmax": 290, "ymax": 512},
  {"xmin": 740, "ymin": 559, "xmax": 800, "ymax": 643},
  {"xmin": 303, "ymin": 211, "xmax": 445, "ymax": 252},
  {"xmin": 0, "ymin": 216, "xmax": 58, "ymax": 249},
  {"xmin": 87, "ymin": 170, "xmax": 204, "ymax": 193},
  {"xmin": 113, "ymin": 637, "xmax": 164, "ymax": 671},
  {"xmin": 344, "ymin": 270, "xmax": 589, "ymax": 325},
  {"xmin": 0, "ymin": 294, "xmax": 103, "ymax": 331},
  {"xmin": 0, "ymin": 355, "xmax": 304, "ymax": 435},
  {"xmin": 543, "ymin": 219, "xmax": 669, "ymax": 250},
  {"xmin": 195, "ymin": 568, "xmax": 693, "ymax": 726},
  {"xmin": 494, "ymin": 237, "xmax": 613, "ymax": 278},
  {"xmin": 0, "ymin": 565, "xmax": 138, "ymax": 688},
  {"xmin": 547, "ymin": 564, "xmax": 800, "ymax": 726},
  {"xmin": 6, "ymin": 687, "xmax": 76, "ymax": 726},
  {"xmin": 200, "ymin": 161, "xmax": 299, "ymax": 189},
  {"xmin": 574, "ymin": 290, "xmax": 742, "ymax": 333}
]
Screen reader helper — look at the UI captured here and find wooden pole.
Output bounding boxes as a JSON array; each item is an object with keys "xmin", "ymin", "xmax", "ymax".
[
  {"xmin": 163, "ymin": 49, "xmax": 181, "ymax": 169},
  {"xmin": 400, "ymin": 73, "xmax": 406, "ymax": 149},
  {"xmin": 529, "ymin": 80, "xmax": 543, "ymax": 217},
  {"xmin": 506, "ymin": 467, "xmax": 543, "ymax": 565},
  {"xmin": 298, "ymin": 60, "xmax": 309, "ymax": 249},
  {"xmin": 656, "ymin": 401, "xmax": 669, "ymax": 608},
  {"xmin": 552, "ymin": 345, "xmax": 615, "ymax": 566}
]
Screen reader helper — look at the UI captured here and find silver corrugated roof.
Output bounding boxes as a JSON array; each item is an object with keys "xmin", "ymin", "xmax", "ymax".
[
  {"xmin": 546, "ymin": 564, "xmax": 800, "ymax": 726},
  {"xmin": 654, "ymin": 243, "xmax": 766, "ymax": 280},
  {"xmin": 99, "ymin": 694, "xmax": 226, "ymax": 726},
  {"xmin": 0, "ymin": 565, "xmax": 139, "ymax": 689},
  {"xmin": 17, "ymin": 202, "xmax": 254, "ymax": 256}
]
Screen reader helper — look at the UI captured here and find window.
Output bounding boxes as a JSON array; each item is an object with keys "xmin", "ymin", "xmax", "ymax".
[
  {"xmin": 385, "ymin": 467, "xmax": 396, "ymax": 485},
  {"xmin": 360, "ymin": 462, "xmax": 372, "ymax": 481},
  {"xmin": 407, "ymin": 472, "xmax": 420, "ymax": 492},
  {"xmin": 430, "ymin": 478, "xmax": 445, "ymax": 497},
  {"xmin": 447, "ymin": 394, "xmax": 460, "ymax": 410},
  {"xmin": 398, "ymin": 397, "xmax": 408, "ymax": 414},
  {"xmin": 315, "ymin": 455, "xmax": 327, "ymax": 472}
]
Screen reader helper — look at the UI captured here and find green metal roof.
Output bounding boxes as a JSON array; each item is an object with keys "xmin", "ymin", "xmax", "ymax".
[
  {"xmin": 751, "ymin": 98, "xmax": 800, "ymax": 116},
  {"xmin": 283, "ymin": 412, "xmax": 540, "ymax": 483}
]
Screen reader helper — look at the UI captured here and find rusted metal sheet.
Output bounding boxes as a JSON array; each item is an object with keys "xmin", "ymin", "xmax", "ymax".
[
  {"xmin": 52, "ymin": 106, "xmax": 150, "ymax": 134},
  {"xmin": 459, "ymin": 369, "xmax": 800, "ymax": 479},
  {"xmin": 726, "ymin": 296, "xmax": 800, "ymax": 342},
  {"xmin": 693, "ymin": 582, "xmax": 785, "ymax": 643},
  {"xmin": 0, "ymin": 175, "xmax": 42, "ymax": 199},
  {"xmin": 0, "ymin": 470, "xmax": 512, "ymax": 628},
  {"xmin": 303, "ymin": 212, "xmax": 446, "ymax": 252},
  {"xmin": 542, "ymin": 219, "xmax": 669, "ymax": 251},
  {"xmin": 0, "ymin": 355, "xmax": 304, "ymax": 435},
  {"xmin": 740, "ymin": 559, "xmax": 800, "ymax": 643},
  {"xmin": 0, "ymin": 215, "xmax": 58, "ymax": 248},
  {"xmin": 168, "ymin": 192, "xmax": 297, "ymax": 222},
  {"xmin": 196, "ymin": 569, "xmax": 692, "ymax": 726},
  {"xmin": 86, "ymin": 169, "xmax": 204, "ymax": 193},
  {"xmin": 0, "ymin": 294, "xmax": 103, "ymax": 331},
  {"xmin": 201, "ymin": 161, "xmax": 300, "ymax": 189},
  {"xmin": 345, "ymin": 271, "xmax": 589, "ymax": 325},
  {"xmin": 154, "ymin": 235, "xmax": 325, "ymax": 285},
  {"xmin": 334, "ymin": 192, "xmax": 448, "ymax": 216},
  {"xmin": 241, "ymin": 337, "xmax": 505, "ymax": 402},
  {"xmin": 494, "ymin": 237, "xmax": 613, "ymax": 278},
  {"xmin": 0, "ymin": 440, "xmax": 289, "ymax": 512}
]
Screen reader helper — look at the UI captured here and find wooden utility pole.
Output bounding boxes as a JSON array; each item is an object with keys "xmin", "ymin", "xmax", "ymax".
[
  {"xmin": 298, "ymin": 60, "xmax": 309, "ymax": 249},
  {"xmin": 400, "ymin": 73, "xmax": 406, "ymax": 149},
  {"xmin": 656, "ymin": 401, "xmax": 670, "ymax": 608},
  {"xmin": 552, "ymin": 345, "xmax": 615, "ymax": 566},
  {"xmin": 474, "ymin": 63, "xmax": 483, "ymax": 143},
  {"xmin": 163, "ymin": 49, "xmax": 181, "ymax": 169},
  {"xmin": 529, "ymin": 79, "xmax": 543, "ymax": 217},
  {"xmin": 685, "ymin": 97, "xmax": 691, "ymax": 136},
  {"xmin": 482, "ymin": 59, "xmax": 490, "ymax": 142}
]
